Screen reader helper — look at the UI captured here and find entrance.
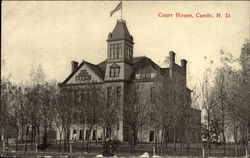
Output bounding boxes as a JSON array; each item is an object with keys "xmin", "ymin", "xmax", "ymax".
[{"xmin": 149, "ymin": 131, "xmax": 154, "ymax": 142}]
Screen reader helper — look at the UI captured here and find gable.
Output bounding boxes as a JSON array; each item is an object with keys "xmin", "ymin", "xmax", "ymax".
[
  {"xmin": 137, "ymin": 65, "xmax": 157, "ymax": 74},
  {"xmin": 66, "ymin": 63, "xmax": 103, "ymax": 84},
  {"xmin": 110, "ymin": 63, "xmax": 120, "ymax": 68},
  {"xmin": 135, "ymin": 65, "xmax": 158, "ymax": 80}
]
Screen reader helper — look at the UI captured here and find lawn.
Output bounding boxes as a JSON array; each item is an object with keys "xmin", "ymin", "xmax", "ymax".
[{"xmin": 1, "ymin": 142, "xmax": 249, "ymax": 158}]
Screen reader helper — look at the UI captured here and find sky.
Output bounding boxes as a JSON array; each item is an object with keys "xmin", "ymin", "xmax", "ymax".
[{"xmin": 2, "ymin": 1, "xmax": 250, "ymax": 88}]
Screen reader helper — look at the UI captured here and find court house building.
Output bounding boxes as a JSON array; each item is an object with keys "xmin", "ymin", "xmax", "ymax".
[{"xmin": 58, "ymin": 19, "xmax": 201, "ymax": 143}]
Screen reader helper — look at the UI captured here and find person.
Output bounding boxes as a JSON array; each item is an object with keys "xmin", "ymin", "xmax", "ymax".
[{"xmin": 72, "ymin": 133, "xmax": 77, "ymax": 142}]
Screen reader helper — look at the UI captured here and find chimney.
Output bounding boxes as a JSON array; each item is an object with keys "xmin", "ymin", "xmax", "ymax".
[
  {"xmin": 181, "ymin": 59, "xmax": 187, "ymax": 86},
  {"xmin": 181, "ymin": 59, "xmax": 187, "ymax": 75},
  {"xmin": 71, "ymin": 61, "xmax": 78, "ymax": 73},
  {"xmin": 169, "ymin": 51, "xmax": 175, "ymax": 65},
  {"xmin": 169, "ymin": 51, "xmax": 175, "ymax": 78}
]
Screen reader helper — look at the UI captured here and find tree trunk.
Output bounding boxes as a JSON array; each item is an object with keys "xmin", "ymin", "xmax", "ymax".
[
  {"xmin": 33, "ymin": 126, "xmax": 36, "ymax": 149},
  {"xmin": 165, "ymin": 131, "xmax": 168, "ymax": 150},
  {"xmin": 103, "ymin": 126, "xmax": 106, "ymax": 143},
  {"xmin": 140, "ymin": 126, "xmax": 143, "ymax": 148},
  {"xmin": 15, "ymin": 128, "xmax": 19, "ymax": 152},
  {"xmin": 246, "ymin": 124, "xmax": 249, "ymax": 157},
  {"xmin": 31, "ymin": 126, "xmax": 34, "ymax": 146},
  {"xmin": 160, "ymin": 129, "xmax": 165, "ymax": 154},
  {"xmin": 67, "ymin": 127, "xmax": 70, "ymax": 152},
  {"xmin": 174, "ymin": 126, "xmax": 176, "ymax": 151},
  {"xmin": 63, "ymin": 128, "xmax": 67, "ymax": 152},
  {"xmin": 21, "ymin": 124, "xmax": 24, "ymax": 142},
  {"xmin": 86, "ymin": 128, "xmax": 92, "ymax": 153},
  {"xmin": 49, "ymin": 121, "xmax": 52, "ymax": 151},
  {"xmin": 234, "ymin": 121, "xmax": 238, "ymax": 157},
  {"xmin": 82, "ymin": 125, "xmax": 85, "ymax": 151},
  {"xmin": 130, "ymin": 130, "xmax": 134, "ymax": 153},
  {"xmin": 43, "ymin": 122, "xmax": 48, "ymax": 151},
  {"xmin": 59, "ymin": 131, "xmax": 62, "ymax": 152},
  {"xmin": 24, "ymin": 125, "xmax": 29, "ymax": 153},
  {"xmin": 223, "ymin": 125, "xmax": 226, "ymax": 156},
  {"xmin": 37, "ymin": 126, "xmax": 40, "ymax": 145},
  {"xmin": 207, "ymin": 114, "xmax": 211, "ymax": 156}
]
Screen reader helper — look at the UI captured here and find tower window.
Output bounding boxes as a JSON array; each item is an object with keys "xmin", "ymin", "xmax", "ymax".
[
  {"xmin": 110, "ymin": 63, "xmax": 120, "ymax": 78},
  {"xmin": 125, "ymin": 45, "xmax": 132, "ymax": 60},
  {"xmin": 110, "ymin": 44, "xmax": 122, "ymax": 59}
]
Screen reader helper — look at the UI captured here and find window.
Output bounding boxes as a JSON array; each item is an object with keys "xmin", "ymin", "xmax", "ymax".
[
  {"xmin": 86, "ymin": 130, "xmax": 90, "ymax": 140},
  {"xmin": 92, "ymin": 130, "xmax": 96, "ymax": 140},
  {"xmin": 110, "ymin": 43, "xmax": 122, "ymax": 59},
  {"xmin": 118, "ymin": 45, "xmax": 122, "ymax": 58},
  {"xmin": 79, "ymin": 130, "xmax": 84, "ymax": 140},
  {"xmin": 107, "ymin": 87, "xmax": 112, "ymax": 105},
  {"xmin": 76, "ymin": 90, "xmax": 81, "ymax": 104},
  {"xmin": 146, "ymin": 73, "xmax": 151, "ymax": 78},
  {"xmin": 134, "ymin": 87, "xmax": 138, "ymax": 104},
  {"xmin": 81, "ymin": 90, "xmax": 85, "ymax": 104},
  {"xmin": 117, "ymin": 122, "xmax": 119, "ymax": 130},
  {"xmin": 76, "ymin": 70, "xmax": 91, "ymax": 81},
  {"xmin": 110, "ymin": 45, "xmax": 114, "ymax": 59},
  {"xmin": 116, "ymin": 87, "xmax": 121, "ymax": 104},
  {"xmin": 140, "ymin": 73, "xmax": 146, "ymax": 79},
  {"xmin": 135, "ymin": 74, "xmax": 140, "ymax": 79},
  {"xmin": 125, "ymin": 45, "xmax": 132, "ymax": 60},
  {"xmin": 149, "ymin": 131, "xmax": 154, "ymax": 142},
  {"xmin": 74, "ymin": 90, "xmax": 77, "ymax": 104},
  {"xmin": 151, "ymin": 73, "xmax": 156, "ymax": 78},
  {"xmin": 110, "ymin": 63, "xmax": 120, "ymax": 78},
  {"xmin": 128, "ymin": 46, "xmax": 132, "ymax": 59},
  {"xmin": 150, "ymin": 87, "xmax": 156, "ymax": 103},
  {"xmin": 125, "ymin": 45, "xmax": 128, "ymax": 59},
  {"xmin": 69, "ymin": 90, "xmax": 75, "ymax": 104},
  {"xmin": 138, "ymin": 73, "xmax": 152, "ymax": 79}
]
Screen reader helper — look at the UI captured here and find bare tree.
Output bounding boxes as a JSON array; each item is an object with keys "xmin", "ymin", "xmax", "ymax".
[
  {"xmin": 152, "ymin": 66, "xmax": 188, "ymax": 154},
  {"xmin": 124, "ymin": 83, "xmax": 150, "ymax": 153},
  {"xmin": 39, "ymin": 82, "xmax": 58, "ymax": 151},
  {"xmin": 0, "ymin": 78, "xmax": 12, "ymax": 148},
  {"xmin": 84, "ymin": 83, "xmax": 102, "ymax": 152},
  {"xmin": 53, "ymin": 88, "xmax": 70, "ymax": 152},
  {"xmin": 7, "ymin": 84, "xmax": 26, "ymax": 151},
  {"xmin": 239, "ymin": 39, "xmax": 250, "ymax": 155},
  {"xmin": 200, "ymin": 68, "xmax": 217, "ymax": 156},
  {"xmin": 97, "ymin": 85, "xmax": 119, "ymax": 142}
]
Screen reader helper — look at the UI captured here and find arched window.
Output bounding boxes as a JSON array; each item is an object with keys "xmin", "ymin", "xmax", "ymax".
[{"xmin": 110, "ymin": 63, "xmax": 120, "ymax": 77}]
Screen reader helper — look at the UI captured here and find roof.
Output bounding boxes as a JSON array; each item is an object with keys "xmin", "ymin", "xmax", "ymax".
[
  {"xmin": 107, "ymin": 20, "xmax": 133, "ymax": 43},
  {"xmin": 62, "ymin": 56, "xmax": 163, "ymax": 84},
  {"xmin": 62, "ymin": 60, "xmax": 105, "ymax": 84},
  {"xmin": 84, "ymin": 61, "xmax": 105, "ymax": 79},
  {"xmin": 132, "ymin": 56, "xmax": 161, "ymax": 73}
]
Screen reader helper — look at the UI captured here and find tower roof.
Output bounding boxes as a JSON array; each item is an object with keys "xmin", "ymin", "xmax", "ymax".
[{"xmin": 107, "ymin": 19, "xmax": 133, "ymax": 43}]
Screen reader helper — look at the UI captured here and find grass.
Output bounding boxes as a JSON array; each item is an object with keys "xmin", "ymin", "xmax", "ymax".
[{"xmin": 1, "ymin": 142, "xmax": 249, "ymax": 157}]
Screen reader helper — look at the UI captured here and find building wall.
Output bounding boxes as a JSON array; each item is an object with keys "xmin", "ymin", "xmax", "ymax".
[{"xmin": 103, "ymin": 81, "xmax": 125, "ymax": 141}]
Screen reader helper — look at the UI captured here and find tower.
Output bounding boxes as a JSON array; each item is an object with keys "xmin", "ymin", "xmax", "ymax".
[{"xmin": 105, "ymin": 19, "xmax": 134, "ymax": 81}]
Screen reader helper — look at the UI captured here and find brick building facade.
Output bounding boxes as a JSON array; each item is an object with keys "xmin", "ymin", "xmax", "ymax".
[{"xmin": 58, "ymin": 19, "xmax": 201, "ymax": 143}]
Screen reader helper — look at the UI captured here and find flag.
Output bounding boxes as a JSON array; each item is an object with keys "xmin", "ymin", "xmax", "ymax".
[{"xmin": 110, "ymin": 1, "xmax": 122, "ymax": 17}]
